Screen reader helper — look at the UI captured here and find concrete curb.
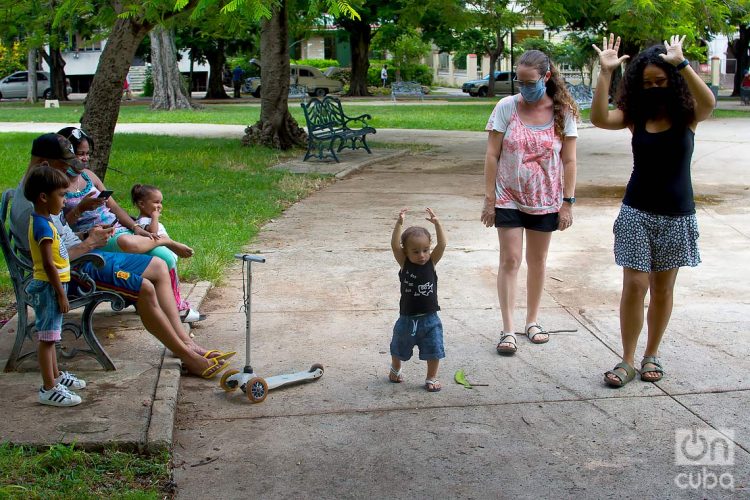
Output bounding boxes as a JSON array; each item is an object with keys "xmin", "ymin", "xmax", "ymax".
[{"xmin": 145, "ymin": 280, "xmax": 211, "ymax": 453}]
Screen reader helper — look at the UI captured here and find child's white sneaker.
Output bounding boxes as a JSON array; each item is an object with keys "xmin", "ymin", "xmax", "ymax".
[
  {"xmin": 39, "ymin": 384, "xmax": 82, "ymax": 407},
  {"xmin": 55, "ymin": 371, "xmax": 86, "ymax": 390}
]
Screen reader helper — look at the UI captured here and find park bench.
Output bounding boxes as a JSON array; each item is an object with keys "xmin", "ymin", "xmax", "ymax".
[
  {"xmin": 288, "ymin": 84, "xmax": 308, "ymax": 100},
  {"xmin": 300, "ymin": 95, "xmax": 376, "ymax": 162},
  {"xmin": 391, "ymin": 81, "xmax": 425, "ymax": 102},
  {"xmin": 1, "ymin": 189, "xmax": 126, "ymax": 372},
  {"xmin": 566, "ymin": 82, "xmax": 593, "ymax": 110}
]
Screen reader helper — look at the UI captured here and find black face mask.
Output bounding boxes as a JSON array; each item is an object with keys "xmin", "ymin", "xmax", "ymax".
[{"xmin": 642, "ymin": 87, "xmax": 671, "ymax": 113}]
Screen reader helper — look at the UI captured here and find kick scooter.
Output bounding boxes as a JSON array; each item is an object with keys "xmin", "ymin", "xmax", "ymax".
[{"xmin": 220, "ymin": 254, "xmax": 324, "ymax": 403}]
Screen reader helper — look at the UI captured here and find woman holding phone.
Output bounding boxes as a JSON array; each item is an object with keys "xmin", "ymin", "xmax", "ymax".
[{"xmin": 57, "ymin": 127, "xmax": 202, "ymax": 322}]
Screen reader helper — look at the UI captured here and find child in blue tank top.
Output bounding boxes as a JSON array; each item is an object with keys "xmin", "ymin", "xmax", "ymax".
[{"xmin": 389, "ymin": 207, "xmax": 446, "ymax": 392}]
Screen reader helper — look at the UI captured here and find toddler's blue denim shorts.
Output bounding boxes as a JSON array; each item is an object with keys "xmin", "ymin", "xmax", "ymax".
[
  {"xmin": 390, "ymin": 312, "xmax": 445, "ymax": 361},
  {"xmin": 26, "ymin": 279, "xmax": 68, "ymax": 342}
]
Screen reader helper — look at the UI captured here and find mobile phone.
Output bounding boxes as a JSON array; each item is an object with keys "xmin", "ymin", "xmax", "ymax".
[{"xmin": 97, "ymin": 190, "xmax": 114, "ymax": 199}]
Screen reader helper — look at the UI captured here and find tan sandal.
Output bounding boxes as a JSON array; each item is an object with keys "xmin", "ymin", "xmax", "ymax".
[
  {"xmin": 525, "ymin": 323, "xmax": 549, "ymax": 344},
  {"xmin": 640, "ymin": 356, "xmax": 664, "ymax": 382},
  {"xmin": 496, "ymin": 333, "xmax": 517, "ymax": 354}
]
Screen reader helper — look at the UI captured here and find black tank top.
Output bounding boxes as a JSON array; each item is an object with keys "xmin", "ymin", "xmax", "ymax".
[
  {"xmin": 399, "ymin": 260, "xmax": 440, "ymax": 316},
  {"xmin": 623, "ymin": 123, "xmax": 695, "ymax": 216}
]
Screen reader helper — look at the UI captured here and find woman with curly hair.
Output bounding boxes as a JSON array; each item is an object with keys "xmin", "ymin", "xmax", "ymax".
[
  {"xmin": 481, "ymin": 49, "xmax": 579, "ymax": 355},
  {"xmin": 591, "ymin": 35, "xmax": 715, "ymax": 387}
]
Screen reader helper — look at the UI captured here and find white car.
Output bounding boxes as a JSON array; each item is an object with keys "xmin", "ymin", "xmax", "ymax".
[{"xmin": 0, "ymin": 71, "xmax": 72, "ymax": 99}]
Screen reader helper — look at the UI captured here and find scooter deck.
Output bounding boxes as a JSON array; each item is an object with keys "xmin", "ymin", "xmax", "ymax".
[{"xmin": 265, "ymin": 367, "xmax": 323, "ymax": 390}]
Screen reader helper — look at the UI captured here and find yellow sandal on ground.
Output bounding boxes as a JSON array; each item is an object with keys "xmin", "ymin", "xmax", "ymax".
[
  {"xmin": 201, "ymin": 357, "xmax": 231, "ymax": 379},
  {"xmin": 203, "ymin": 350, "xmax": 237, "ymax": 362}
]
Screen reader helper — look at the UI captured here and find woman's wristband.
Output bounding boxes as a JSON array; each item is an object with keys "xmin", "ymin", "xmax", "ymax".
[{"xmin": 675, "ymin": 59, "xmax": 689, "ymax": 71}]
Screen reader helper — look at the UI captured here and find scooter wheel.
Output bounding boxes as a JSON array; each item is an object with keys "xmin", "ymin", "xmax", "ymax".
[
  {"xmin": 247, "ymin": 377, "xmax": 268, "ymax": 403},
  {"xmin": 309, "ymin": 363, "xmax": 324, "ymax": 373},
  {"xmin": 220, "ymin": 369, "xmax": 240, "ymax": 392}
]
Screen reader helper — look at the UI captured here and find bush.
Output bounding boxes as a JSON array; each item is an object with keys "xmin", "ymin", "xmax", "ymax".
[
  {"xmin": 328, "ymin": 67, "xmax": 351, "ymax": 86},
  {"xmin": 0, "ymin": 41, "xmax": 25, "ymax": 77},
  {"xmin": 292, "ymin": 59, "xmax": 339, "ymax": 69},
  {"xmin": 366, "ymin": 61, "xmax": 432, "ymax": 87},
  {"xmin": 226, "ymin": 57, "xmax": 260, "ymax": 78},
  {"xmin": 398, "ymin": 63, "xmax": 433, "ymax": 86},
  {"xmin": 141, "ymin": 66, "xmax": 153, "ymax": 97}
]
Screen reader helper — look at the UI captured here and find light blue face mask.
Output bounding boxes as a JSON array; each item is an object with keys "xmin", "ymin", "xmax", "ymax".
[{"xmin": 520, "ymin": 78, "xmax": 546, "ymax": 103}]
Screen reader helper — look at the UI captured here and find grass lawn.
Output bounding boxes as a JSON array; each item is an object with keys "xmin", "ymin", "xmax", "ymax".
[
  {"xmin": 0, "ymin": 132, "xmax": 329, "ymax": 307},
  {"xmin": 0, "ymin": 100, "xmax": 746, "ymax": 131},
  {"xmin": 0, "ymin": 443, "xmax": 171, "ymax": 498},
  {"xmin": 0, "ymin": 102, "xmax": 498, "ymax": 131}
]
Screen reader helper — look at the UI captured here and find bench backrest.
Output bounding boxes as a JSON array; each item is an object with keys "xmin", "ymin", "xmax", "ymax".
[
  {"xmin": 392, "ymin": 81, "xmax": 424, "ymax": 95},
  {"xmin": 0, "ymin": 189, "xmax": 33, "ymax": 306},
  {"xmin": 289, "ymin": 84, "xmax": 308, "ymax": 99},
  {"xmin": 300, "ymin": 96, "xmax": 346, "ymax": 133},
  {"xmin": 566, "ymin": 82, "xmax": 593, "ymax": 110}
]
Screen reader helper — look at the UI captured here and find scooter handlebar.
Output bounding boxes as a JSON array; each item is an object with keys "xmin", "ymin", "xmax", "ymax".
[{"xmin": 234, "ymin": 253, "xmax": 266, "ymax": 263}]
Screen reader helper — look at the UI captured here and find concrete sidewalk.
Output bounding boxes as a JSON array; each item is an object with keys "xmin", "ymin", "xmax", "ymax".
[
  {"xmin": 169, "ymin": 120, "xmax": 750, "ymax": 498},
  {"xmin": 0, "ymin": 118, "xmax": 749, "ymax": 497}
]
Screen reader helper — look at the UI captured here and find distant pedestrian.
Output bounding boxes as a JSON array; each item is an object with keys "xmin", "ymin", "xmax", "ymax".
[
  {"xmin": 24, "ymin": 162, "xmax": 87, "ymax": 407},
  {"xmin": 389, "ymin": 207, "xmax": 446, "ymax": 392},
  {"xmin": 381, "ymin": 64, "xmax": 388, "ymax": 87},
  {"xmin": 123, "ymin": 72, "xmax": 133, "ymax": 100},
  {"xmin": 232, "ymin": 66, "xmax": 244, "ymax": 98},
  {"xmin": 591, "ymin": 34, "xmax": 715, "ymax": 387}
]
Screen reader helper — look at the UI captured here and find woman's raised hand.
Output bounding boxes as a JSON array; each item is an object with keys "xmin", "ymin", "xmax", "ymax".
[
  {"xmin": 592, "ymin": 33, "xmax": 630, "ymax": 73},
  {"xmin": 661, "ymin": 35, "xmax": 686, "ymax": 66}
]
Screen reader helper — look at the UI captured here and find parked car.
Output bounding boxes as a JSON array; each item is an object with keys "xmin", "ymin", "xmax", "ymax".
[
  {"xmin": 0, "ymin": 71, "xmax": 72, "ymax": 100},
  {"xmin": 462, "ymin": 71, "xmax": 516, "ymax": 97},
  {"xmin": 243, "ymin": 63, "xmax": 344, "ymax": 98}
]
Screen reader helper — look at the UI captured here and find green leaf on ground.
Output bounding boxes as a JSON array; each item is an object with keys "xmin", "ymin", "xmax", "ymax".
[{"xmin": 454, "ymin": 369, "xmax": 472, "ymax": 389}]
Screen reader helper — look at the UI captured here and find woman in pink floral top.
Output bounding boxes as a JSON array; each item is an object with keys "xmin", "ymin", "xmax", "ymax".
[{"xmin": 480, "ymin": 50, "xmax": 579, "ymax": 355}]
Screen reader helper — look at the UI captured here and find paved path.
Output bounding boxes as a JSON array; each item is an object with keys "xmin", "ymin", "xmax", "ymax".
[
  {"xmin": 1, "ymin": 118, "xmax": 749, "ymax": 497},
  {"xmin": 167, "ymin": 120, "xmax": 750, "ymax": 498}
]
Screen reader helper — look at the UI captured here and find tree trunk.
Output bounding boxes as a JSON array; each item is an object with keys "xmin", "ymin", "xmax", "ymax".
[
  {"xmin": 80, "ymin": 17, "xmax": 151, "ymax": 180},
  {"xmin": 243, "ymin": 0, "xmax": 306, "ymax": 150},
  {"xmin": 204, "ymin": 40, "xmax": 230, "ymax": 99},
  {"xmin": 732, "ymin": 25, "xmax": 749, "ymax": 97},
  {"xmin": 41, "ymin": 46, "xmax": 69, "ymax": 100},
  {"xmin": 27, "ymin": 49, "xmax": 38, "ymax": 104},
  {"xmin": 487, "ymin": 34, "xmax": 505, "ymax": 98},
  {"xmin": 346, "ymin": 20, "xmax": 372, "ymax": 96},
  {"xmin": 150, "ymin": 25, "xmax": 195, "ymax": 110}
]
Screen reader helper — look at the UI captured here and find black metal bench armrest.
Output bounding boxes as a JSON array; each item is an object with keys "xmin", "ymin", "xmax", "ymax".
[{"xmin": 72, "ymin": 252, "xmax": 105, "ymax": 269}]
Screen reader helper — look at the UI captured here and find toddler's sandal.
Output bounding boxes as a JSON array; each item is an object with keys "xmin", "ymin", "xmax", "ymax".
[
  {"xmin": 389, "ymin": 366, "xmax": 404, "ymax": 383},
  {"xmin": 424, "ymin": 378, "xmax": 442, "ymax": 392}
]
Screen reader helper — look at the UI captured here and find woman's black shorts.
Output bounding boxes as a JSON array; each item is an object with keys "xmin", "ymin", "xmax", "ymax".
[{"xmin": 495, "ymin": 208, "xmax": 558, "ymax": 232}]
